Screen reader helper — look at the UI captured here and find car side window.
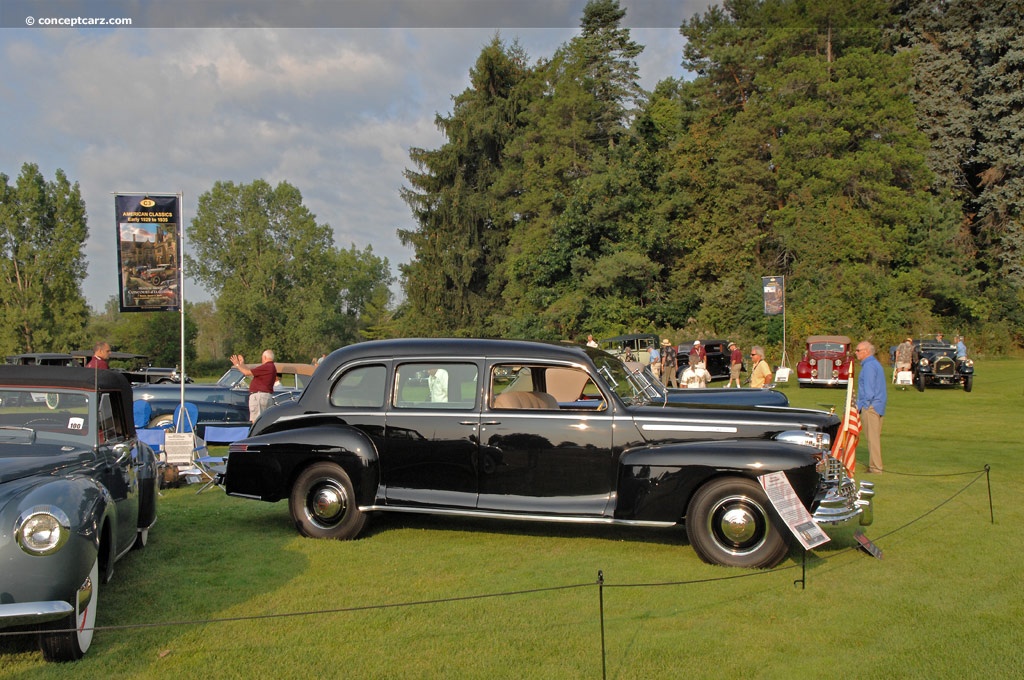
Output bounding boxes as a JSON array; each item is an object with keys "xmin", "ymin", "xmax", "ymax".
[
  {"xmin": 490, "ymin": 364, "xmax": 605, "ymax": 411},
  {"xmin": 394, "ymin": 363, "xmax": 478, "ymax": 409},
  {"xmin": 98, "ymin": 393, "xmax": 126, "ymax": 443},
  {"xmin": 330, "ymin": 364, "xmax": 387, "ymax": 408}
]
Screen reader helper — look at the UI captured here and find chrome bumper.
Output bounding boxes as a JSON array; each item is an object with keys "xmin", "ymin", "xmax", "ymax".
[
  {"xmin": 813, "ymin": 480, "xmax": 875, "ymax": 527},
  {"xmin": 0, "ymin": 600, "xmax": 74, "ymax": 628}
]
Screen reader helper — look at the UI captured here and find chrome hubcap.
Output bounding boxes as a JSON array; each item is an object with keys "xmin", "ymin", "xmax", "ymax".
[
  {"xmin": 307, "ymin": 481, "xmax": 348, "ymax": 527},
  {"xmin": 708, "ymin": 494, "xmax": 768, "ymax": 555}
]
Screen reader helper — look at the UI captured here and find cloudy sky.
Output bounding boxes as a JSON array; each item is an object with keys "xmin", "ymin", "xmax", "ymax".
[{"xmin": 1, "ymin": 0, "xmax": 714, "ymax": 310}]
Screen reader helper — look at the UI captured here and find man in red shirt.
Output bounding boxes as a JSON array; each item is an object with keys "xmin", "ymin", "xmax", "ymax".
[
  {"xmin": 230, "ymin": 349, "xmax": 278, "ymax": 422},
  {"xmin": 86, "ymin": 341, "xmax": 111, "ymax": 369},
  {"xmin": 727, "ymin": 341, "xmax": 743, "ymax": 388}
]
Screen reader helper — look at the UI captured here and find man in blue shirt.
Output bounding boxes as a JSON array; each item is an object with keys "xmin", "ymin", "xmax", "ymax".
[{"xmin": 855, "ymin": 341, "xmax": 887, "ymax": 473}]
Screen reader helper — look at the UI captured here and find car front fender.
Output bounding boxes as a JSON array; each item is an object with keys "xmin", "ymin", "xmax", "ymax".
[
  {"xmin": 0, "ymin": 478, "xmax": 112, "ymax": 609},
  {"xmin": 616, "ymin": 440, "xmax": 819, "ymax": 523}
]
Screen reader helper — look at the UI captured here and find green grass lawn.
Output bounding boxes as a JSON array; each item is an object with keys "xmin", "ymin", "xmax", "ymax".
[{"xmin": 2, "ymin": 361, "xmax": 1022, "ymax": 678}]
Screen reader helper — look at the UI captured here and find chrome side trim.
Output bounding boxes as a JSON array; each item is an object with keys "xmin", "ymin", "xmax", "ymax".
[
  {"xmin": 360, "ymin": 504, "xmax": 676, "ymax": 528},
  {"xmin": 642, "ymin": 423, "xmax": 738, "ymax": 434}
]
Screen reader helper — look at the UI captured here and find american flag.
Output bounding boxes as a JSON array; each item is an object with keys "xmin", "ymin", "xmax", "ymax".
[{"xmin": 831, "ymin": 363, "xmax": 860, "ymax": 476}]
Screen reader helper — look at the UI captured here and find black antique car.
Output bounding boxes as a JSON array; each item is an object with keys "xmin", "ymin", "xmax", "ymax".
[
  {"xmin": 913, "ymin": 340, "xmax": 974, "ymax": 392},
  {"xmin": 676, "ymin": 339, "xmax": 734, "ymax": 381},
  {"xmin": 0, "ymin": 366, "xmax": 160, "ymax": 661},
  {"xmin": 223, "ymin": 339, "xmax": 873, "ymax": 569}
]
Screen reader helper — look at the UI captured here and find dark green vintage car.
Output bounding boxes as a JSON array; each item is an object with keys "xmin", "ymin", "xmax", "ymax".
[{"xmin": 0, "ymin": 366, "xmax": 160, "ymax": 662}]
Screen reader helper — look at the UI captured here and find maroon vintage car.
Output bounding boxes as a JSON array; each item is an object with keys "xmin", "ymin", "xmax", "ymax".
[{"xmin": 796, "ymin": 335, "xmax": 853, "ymax": 388}]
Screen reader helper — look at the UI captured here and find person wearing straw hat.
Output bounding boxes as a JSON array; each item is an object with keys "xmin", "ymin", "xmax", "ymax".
[{"xmin": 659, "ymin": 339, "xmax": 678, "ymax": 388}]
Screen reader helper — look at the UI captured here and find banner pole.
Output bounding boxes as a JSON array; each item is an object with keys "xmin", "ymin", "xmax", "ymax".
[{"xmin": 178, "ymin": 192, "xmax": 186, "ymax": 432}]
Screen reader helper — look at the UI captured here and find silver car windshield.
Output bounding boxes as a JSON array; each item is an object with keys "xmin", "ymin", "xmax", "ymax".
[{"xmin": 590, "ymin": 352, "xmax": 663, "ymax": 406}]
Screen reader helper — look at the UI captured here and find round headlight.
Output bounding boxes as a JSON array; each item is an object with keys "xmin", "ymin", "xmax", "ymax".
[{"xmin": 15, "ymin": 506, "xmax": 71, "ymax": 556}]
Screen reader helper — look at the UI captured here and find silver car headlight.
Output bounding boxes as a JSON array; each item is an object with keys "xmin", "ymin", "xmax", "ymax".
[
  {"xmin": 776, "ymin": 430, "xmax": 831, "ymax": 452},
  {"xmin": 15, "ymin": 506, "xmax": 71, "ymax": 556}
]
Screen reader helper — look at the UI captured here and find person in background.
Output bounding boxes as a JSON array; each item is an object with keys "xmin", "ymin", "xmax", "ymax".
[
  {"xmin": 682, "ymin": 362, "xmax": 710, "ymax": 388},
  {"xmin": 749, "ymin": 346, "xmax": 772, "ymax": 388},
  {"xmin": 427, "ymin": 367, "xmax": 449, "ymax": 403},
  {"xmin": 894, "ymin": 335, "xmax": 914, "ymax": 383},
  {"xmin": 660, "ymin": 339, "xmax": 678, "ymax": 388},
  {"xmin": 955, "ymin": 335, "xmax": 968, "ymax": 359},
  {"xmin": 855, "ymin": 341, "xmax": 887, "ymax": 474},
  {"xmin": 230, "ymin": 349, "xmax": 278, "ymax": 422},
  {"xmin": 86, "ymin": 341, "xmax": 111, "ymax": 369},
  {"xmin": 689, "ymin": 340, "xmax": 707, "ymax": 369},
  {"xmin": 586, "ymin": 334, "xmax": 599, "ymax": 348},
  {"xmin": 727, "ymin": 341, "xmax": 743, "ymax": 388},
  {"xmin": 648, "ymin": 342, "xmax": 661, "ymax": 381},
  {"xmin": 935, "ymin": 332, "xmax": 945, "ymax": 344}
]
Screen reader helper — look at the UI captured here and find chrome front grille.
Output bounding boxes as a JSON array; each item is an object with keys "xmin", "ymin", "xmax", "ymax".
[{"xmin": 934, "ymin": 356, "xmax": 955, "ymax": 377}]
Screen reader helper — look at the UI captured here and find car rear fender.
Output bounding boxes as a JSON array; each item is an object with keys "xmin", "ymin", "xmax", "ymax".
[
  {"xmin": 616, "ymin": 440, "xmax": 819, "ymax": 523},
  {"xmin": 225, "ymin": 424, "xmax": 379, "ymax": 506}
]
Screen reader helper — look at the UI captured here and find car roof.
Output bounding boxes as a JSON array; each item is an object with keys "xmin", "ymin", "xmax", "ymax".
[
  {"xmin": 806, "ymin": 335, "xmax": 851, "ymax": 344},
  {"xmin": 324, "ymin": 338, "xmax": 594, "ymax": 364},
  {"xmin": 0, "ymin": 365, "xmax": 134, "ymax": 407}
]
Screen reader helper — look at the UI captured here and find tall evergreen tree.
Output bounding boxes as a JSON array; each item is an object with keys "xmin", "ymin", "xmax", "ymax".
[
  {"xmin": 398, "ymin": 36, "xmax": 530, "ymax": 336},
  {"xmin": 894, "ymin": 0, "xmax": 1024, "ymax": 338},
  {"xmin": 497, "ymin": 0, "xmax": 647, "ymax": 339}
]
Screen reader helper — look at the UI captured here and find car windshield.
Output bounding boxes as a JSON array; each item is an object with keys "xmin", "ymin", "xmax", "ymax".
[
  {"xmin": 590, "ymin": 352, "xmax": 662, "ymax": 405},
  {"xmin": 809, "ymin": 343, "xmax": 846, "ymax": 353},
  {"xmin": 217, "ymin": 367, "xmax": 247, "ymax": 389},
  {"xmin": 0, "ymin": 388, "xmax": 92, "ymax": 445}
]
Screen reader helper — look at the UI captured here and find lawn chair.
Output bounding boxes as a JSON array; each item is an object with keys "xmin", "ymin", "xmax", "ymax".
[
  {"xmin": 136, "ymin": 427, "xmax": 166, "ymax": 454},
  {"xmin": 194, "ymin": 425, "xmax": 248, "ymax": 494},
  {"xmin": 133, "ymin": 399, "xmax": 153, "ymax": 429},
  {"xmin": 165, "ymin": 402, "xmax": 206, "ymax": 481}
]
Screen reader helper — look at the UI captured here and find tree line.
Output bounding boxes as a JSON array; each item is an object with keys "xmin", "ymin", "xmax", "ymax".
[
  {"xmin": 3, "ymin": 0, "xmax": 1020, "ymax": 366},
  {"xmin": 396, "ymin": 0, "xmax": 1023, "ymax": 357}
]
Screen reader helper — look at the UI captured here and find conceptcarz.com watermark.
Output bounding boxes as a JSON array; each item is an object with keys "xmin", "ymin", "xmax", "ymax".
[{"xmin": 24, "ymin": 15, "xmax": 133, "ymax": 27}]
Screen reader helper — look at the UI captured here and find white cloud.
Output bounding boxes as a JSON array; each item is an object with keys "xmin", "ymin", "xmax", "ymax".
[{"xmin": 1, "ymin": 1, "xmax": 712, "ymax": 313}]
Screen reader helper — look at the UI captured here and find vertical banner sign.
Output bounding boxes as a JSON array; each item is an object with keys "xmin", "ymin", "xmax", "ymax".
[
  {"xmin": 115, "ymin": 194, "xmax": 182, "ymax": 312},
  {"xmin": 762, "ymin": 276, "xmax": 784, "ymax": 316}
]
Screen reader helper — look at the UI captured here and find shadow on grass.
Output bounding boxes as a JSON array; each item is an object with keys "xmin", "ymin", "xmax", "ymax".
[{"xmin": 0, "ymin": 485, "xmax": 304, "ymax": 676}]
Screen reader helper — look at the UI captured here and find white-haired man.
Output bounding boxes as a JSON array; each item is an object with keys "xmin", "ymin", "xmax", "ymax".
[{"xmin": 230, "ymin": 349, "xmax": 278, "ymax": 422}]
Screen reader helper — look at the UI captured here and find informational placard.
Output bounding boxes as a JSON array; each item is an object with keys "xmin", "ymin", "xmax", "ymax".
[
  {"xmin": 758, "ymin": 471, "xmax": 831, "ymax": 550},
  {"xmin": 115, "ymin": 194, "xmax": 181, "ymax": 312},
  {"xmin": 762, "ymin": 276, "xmax": 784, "ymax": 316}
]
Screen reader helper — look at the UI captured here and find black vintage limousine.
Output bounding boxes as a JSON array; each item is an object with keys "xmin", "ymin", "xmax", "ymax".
[{"xmin": 224, "ymin": 339, "xmax": 874, "ymax": 568}]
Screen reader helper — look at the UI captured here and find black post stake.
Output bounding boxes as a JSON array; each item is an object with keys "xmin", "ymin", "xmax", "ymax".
[
  {"xmin": 985, "ymin": 464, "xmax": 994, "ymax": 523},
  {"xmin": 598, "ymin": 570, "xmax": 606, "ymax": 680},
  {"xmin": 793, "ymin": 550, "xmax": 807, "ymax": 590}
]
